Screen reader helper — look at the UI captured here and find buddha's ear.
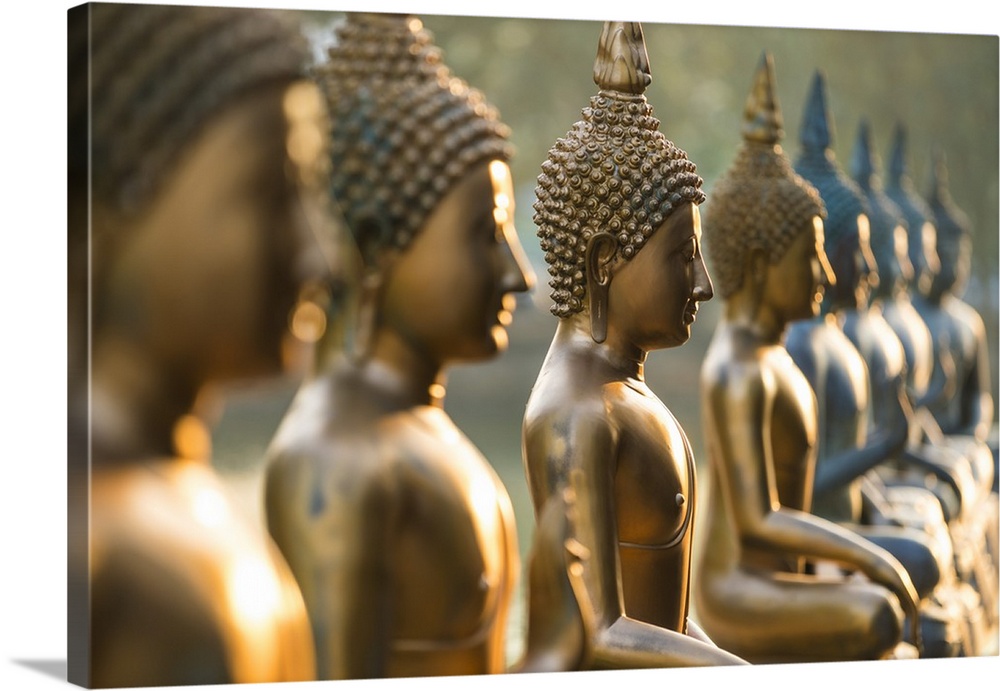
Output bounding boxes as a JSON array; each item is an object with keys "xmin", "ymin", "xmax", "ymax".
[
  {"xmin": 747, "ymin": 248, "xmax": 768, "ymax": 293},
  {"xmin": 348, "ymin": 217, "xmax": 397, "ymax": 362},
  {"xmin": 585, "ymin": 233, "xmax": 617, "ymax": 344},
  {"xmin": 352, "ymin": 217, "xmax": 396, "ymax": 272}
]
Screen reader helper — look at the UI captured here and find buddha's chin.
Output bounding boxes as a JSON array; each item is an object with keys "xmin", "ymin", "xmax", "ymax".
[
  {"xmin": 449, "ymin": 326, "xmax": 507, "ymax": 365},
  {"xmin": 487, "ymin": 324, "xmax": 509, "ymax": 355}
]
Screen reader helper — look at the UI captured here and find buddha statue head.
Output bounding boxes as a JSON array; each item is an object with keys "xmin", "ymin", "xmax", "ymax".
[
  {"xmin": 850, "ymin": 119, "xmax": 913, "ymax": 303},
  {"xmin": 886, "ymin": 123, "xmax": 942, "ymax": 297},
  {"xmin": 69, "ymin": 3, "xmax": 336, "ymax": 461},
  {"xmin": 703, "ymin": 52, "xmax": 831, "ymax": 324},
  {"xmin": 924, "ymin": 149, "xmax": 972, "ymax": 301},
  {"xmin": 794, "ymin": 71, "xmax": 875, "ymax": 313},
  {"xmin": 533, "ymin": 21, "xmax": 711, "ymax": 348},
  {"xmin": 315, "ymin": 13, "xmax": 534, "ymax": 369}
]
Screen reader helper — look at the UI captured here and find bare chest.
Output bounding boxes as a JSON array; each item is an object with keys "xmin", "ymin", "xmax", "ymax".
[{"xmin": 611, "ymin": 389, "xmax": 694, "ymax": 548}]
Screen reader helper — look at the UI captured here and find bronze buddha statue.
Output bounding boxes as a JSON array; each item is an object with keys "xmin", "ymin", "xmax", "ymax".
[
  {"xmin": 263, "ymin": 13, "xmax": 535, "ymax": 679},
  {"xmin": 521, "ymin": 21, "xmax": 747, "ymax": 670},
  {"xmin": 915, "ymin": 147, "xmax": 999, "ymax": 633},
  {"xmin": 787, "ymin": 73, "xmax": 905, "ymax": 525},
  {"xmin": 788, "ymin": 72, "xmax": 969, "ymax": 655},
  {"xmin": 918, "ymin": 149, "xmax": 996, "ymax": 467},
  {"xmin": 849, "ymin": 122, "xmax": 976, "ymax": 520},
  {"xmin": 879, "ymin": 127, "xmax": 989, "ymax": 520},
  {"xmin": 847, "ymin": 122, "xmax": 985, "ymax": 530},
  {"xmin": 843, "ymin": 119, "xmax": 991, "ymax": 655},
  {"xmin": 695, "ymin": 53, "xmax": 920, "ymax": 663},
  {"xmin": 884, "ymin": 127, "xmax": 998, "ymax": 630},
  {"xmin": 68, "ymin": 4, "xmax": 335, "ymax": 686}
]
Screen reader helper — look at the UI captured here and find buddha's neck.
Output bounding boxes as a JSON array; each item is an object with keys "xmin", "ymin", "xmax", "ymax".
[
  {"xmin": 722, "ymin": 291, "xmax": 787, "ymax": 345},
  {"xmin": 554, "ymin": 315, "xmax": 646, "ymax": 381},
  {"xmin": 88, "ymin": 334, "xmax": 208, "ymax": 465},
  {"xmin": 357, "ymin": 326, "xmax": 448, "ymax": 408}
]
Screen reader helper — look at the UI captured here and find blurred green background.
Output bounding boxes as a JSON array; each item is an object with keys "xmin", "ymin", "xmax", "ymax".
[{"xmin": 211, "ymin": 10, "xmax": 999, "ymax": 659}]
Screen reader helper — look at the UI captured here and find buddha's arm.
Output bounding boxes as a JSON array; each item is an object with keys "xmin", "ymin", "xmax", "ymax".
[
  {"xmin": 915, "ymin": 345, "xmax": 956, "ymax": 412},
  {"xmin": 957, "ymin": 323, "xmax": 993, "ymax": 441},
  {"xmin": 494, "ymin": 472, "xmax": 520, "ymax": 672},
  {"xmin": 90, "ymin": 548, "xmax": 232, "ymax": 687},
  {"xmin": 813, "ymin": 434, "xmax": 905, "ymax": 496},
  {"xmin": 315, "ymin": 473, "xmax": 398, "ymax": 680},
  {"xmin": 871, "ymin": 373, "xmax": 971, "ymax": 515},
  {"xmin": 899, "ymin": 442, "xmax": 977, "ymax": 519},
  {"xmin": 266, "ymin": 464, "xmax": 394, "ymax": 679},
  {"xmin": 707, "ymin": 364, "xmax": 921, "ymax": 630},
  {"xmin": 552, "ymin": 410, "xmax": 746, "ymax": 667}
]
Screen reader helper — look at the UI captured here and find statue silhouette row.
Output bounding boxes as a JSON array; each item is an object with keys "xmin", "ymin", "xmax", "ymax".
[{"xmin": 68, "ymin": 6, "xmax": 998, "ymax": 687}]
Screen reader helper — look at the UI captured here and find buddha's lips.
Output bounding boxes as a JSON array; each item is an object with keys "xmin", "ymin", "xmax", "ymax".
[
  {"xmin": 683, "ymin": 304, "xmax": 698, "ymax": 325},
  {"xmin": 496, "ymin": 294, "xmax": 517, "ymax": 327}
]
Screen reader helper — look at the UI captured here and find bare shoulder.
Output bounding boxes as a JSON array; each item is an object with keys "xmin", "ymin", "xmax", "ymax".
[
  {"xmin": 702, "ymin": 328, "xmax": 772, "ymax": 402},
  {"xmin": 946, "ymin": 296, "xmax": 987, "ymax": 337}
]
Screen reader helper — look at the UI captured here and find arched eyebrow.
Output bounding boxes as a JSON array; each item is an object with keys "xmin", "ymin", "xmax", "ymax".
[{"xmin": 669, "ymin": 233, "xmax": 697, "ymax": 254}]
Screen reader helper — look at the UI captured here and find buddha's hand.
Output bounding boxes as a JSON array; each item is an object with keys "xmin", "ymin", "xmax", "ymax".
[{"xmin": 867, "ymin": 556, "xmax": 922, "ymax": 655}]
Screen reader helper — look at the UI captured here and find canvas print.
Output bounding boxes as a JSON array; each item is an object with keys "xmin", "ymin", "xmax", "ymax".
[{"xmin": 66, "ymin": 1, "xmax": 999, "ymax": 687}]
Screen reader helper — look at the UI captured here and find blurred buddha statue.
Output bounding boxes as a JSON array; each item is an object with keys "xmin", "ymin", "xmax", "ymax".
[
  {"xmin": 263, "ymin": 13, "xmax": 535, "ymax": 680},
  {"xmin": 914, "ymin": 147, "xmax": 999, "ymax": 630},
  {"xmin": 67, "ymin": 4, "xmax": 338, "ymax": 686},
  {"xmin": 789, "ymin": 72, "xmax": 962, "ymax": 655},
  {"xmin": 522, "ymin": 21, "xmax": 746, "ymax": 670},
  {"xmin": 884, "ymin": 128, "xmax": 998, "ymax": 632},
  {"xmin": 695, "ymin": 53, "xmax": 920, "ymax": 663},
  {"xmin": 849, "ymin": 122, "xmax": 978, "ymax": 524},
  {"xmin": 843, "ymin": 120, "xmax": 989, "ymax": 655},
  {"xmin": 918, "ymin": 149, "xmax": 996, "ymax": 480}
]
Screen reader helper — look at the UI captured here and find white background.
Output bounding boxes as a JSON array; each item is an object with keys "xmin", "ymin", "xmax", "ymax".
[{"xmin": 2, "ymin": 1, "xmax": 997, "ymax": 690}]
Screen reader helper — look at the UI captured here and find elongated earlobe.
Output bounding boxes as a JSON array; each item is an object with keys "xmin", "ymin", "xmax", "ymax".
[
  {"xmin": 585, "ymin": 233, "xmax": 616, "ymax": 344},
  {"xmin": 747, "ymin": 249, "xmax": 768, "ymax": 301},
  {"xmin": 350, "ymin": 270, "xmax": 382, "ymax": 362},
  {"xmin": 348, "ymin": 218, "xmax": 393, "ymax": 362}
]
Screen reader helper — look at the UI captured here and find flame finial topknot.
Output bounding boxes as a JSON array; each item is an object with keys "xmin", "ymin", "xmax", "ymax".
[
  {"xmin": 800, "ymin": 70, "xmax": 834, "ymax": 152},
  {"xmin": 850, "ymin": 119, "xmax": 876, "ymax": 189},
  {"xmin": 742, "ymin": 51, "xmax": 784, "ymax": 145},
  {"xmin": 593, "ymin": 22, "xmax": 651, "ymax": 95}
]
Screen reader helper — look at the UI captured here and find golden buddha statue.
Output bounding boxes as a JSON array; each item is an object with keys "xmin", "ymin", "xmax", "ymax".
[
  {"xmin": 263, "ymin": 13, "xmax": 535, "ymax": 679},
  {"xmin": 695, "ymin": 53, "xmax": 920, "ymax": 663},
  {"xmin": 67, "ymin": 4, "xmax": 336, "ymax": 686},
  {"xmin": 521, "ymin": 21, "xmax": 746, "ymax": 670},
  {"xmin": 788, "ymin": 72, "xmax": 966, "ymax": 656}
]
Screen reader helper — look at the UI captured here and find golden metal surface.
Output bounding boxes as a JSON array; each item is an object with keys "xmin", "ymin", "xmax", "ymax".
[
  {"xmin": 264, "ymin": 14, "xmax": 535, "ymax": 679},
  {"xmin": 695, "ymin": 53, "xmax": 921, "ymax": 664},
  {"xmin": 521, "ymin": 22, "xmax": 745, "ymax": 670},
  {"xmin": 68, "ymin": 5, "xmax": 333, "ymax": 686}
]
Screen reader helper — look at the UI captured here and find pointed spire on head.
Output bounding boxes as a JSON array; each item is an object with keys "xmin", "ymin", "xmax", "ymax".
[
  {"xmin": 702, "ymin": 51, "xmax": 826, "ymax": 299},
  {"xmin": 888, "ymin": 121, "xmax": 909, "ymax": 188},
  {"xmin": 883, "ymin": 121, "xmax": 935, "ymax": 273},
  {"xmin": 927, "ymin": 146, "xmax": 951, "ymax": 204},
  {"xmin": 535, "ymin": 20, "xmax": 705, "ymax": 317},
  {"xmin": 849, "ymin": 119, "xmax": 906, "ymax": 279},
  {"xmin": 926, "ymin": 146, "xmax": 970, "ymax": 242},
  {"xmin": 593, "ymin": 21, "xmax": 651, "ymax": 95},
  {"xmin": 742, "ymin": 51, "xmax": 784, "ymax": 145},
  {"xmin": 793, "ymin": 69, "xmax": 867, "ymax": 254},
  {"xmin": 850, "ymin": 118, "xmax": 876, "ymax": 191},
  {"xmin": 800, "ymin": 70, "xmax": 834, "ymax": 153}
]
